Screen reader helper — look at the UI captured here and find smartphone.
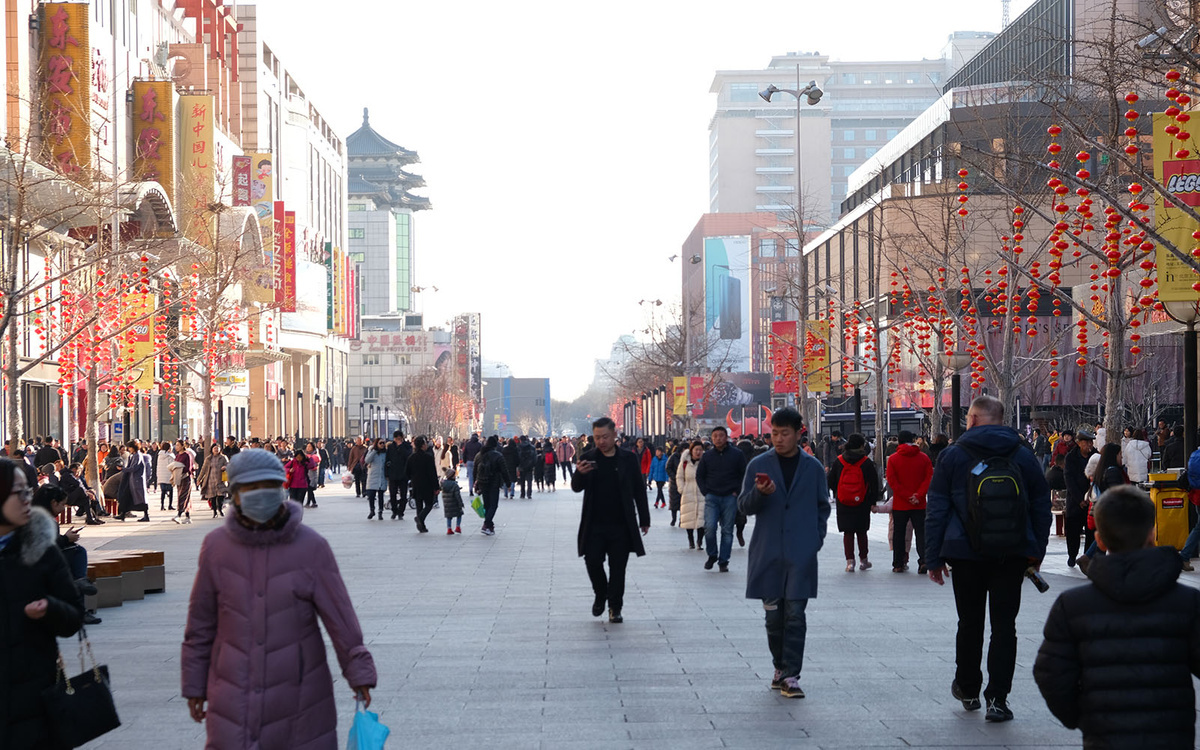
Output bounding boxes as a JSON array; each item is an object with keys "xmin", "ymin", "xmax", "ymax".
[{"xmin": 755, "ymin": 473, "xmax": 770, "ymax": 483}]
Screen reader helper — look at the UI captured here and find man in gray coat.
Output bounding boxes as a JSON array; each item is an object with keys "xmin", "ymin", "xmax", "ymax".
[{"xmin": 738, "ymin": 407, "xmax": 830, "ymax": 699}]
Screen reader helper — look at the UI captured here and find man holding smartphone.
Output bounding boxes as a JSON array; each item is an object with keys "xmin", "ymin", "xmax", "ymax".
[
  {"xmin": 572, "ymin": 417, "xmax": 650, "ymax": 623},
  {"xmin": 738, "ymin": 408, "xmax": 829, "ymax": 699}
]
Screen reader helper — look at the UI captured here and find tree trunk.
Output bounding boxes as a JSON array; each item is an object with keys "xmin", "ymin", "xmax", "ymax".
[
  {"xmin": 85, "ymin": 364, "xmax": 101, "ymax": 495},
  {"xmin": 5, "ymin": 327, "xmax": 21, "ymax": 442},
  {"xmin": 200, "ymin": 367, "xmax": 214, "ymax": 446}
]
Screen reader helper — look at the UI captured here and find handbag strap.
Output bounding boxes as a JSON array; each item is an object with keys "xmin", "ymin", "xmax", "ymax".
[{"xmin": 74, "ymin": 625, "xmax": 104, "ymax": 685}]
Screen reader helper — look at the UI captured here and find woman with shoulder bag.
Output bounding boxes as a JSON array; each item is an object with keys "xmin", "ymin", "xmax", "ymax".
[{"xmin": 0, "ymin": 459, "xmax": 85, "ymax": 748}]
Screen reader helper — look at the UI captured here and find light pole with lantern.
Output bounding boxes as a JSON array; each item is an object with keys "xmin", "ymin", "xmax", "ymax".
[
  {"xmin": 846, "ymin": 370, "xmax": 871, "ymax": 436},
  {"xmin": 941, "ymin": 353, "xmax": 973, "ymax": 441}
]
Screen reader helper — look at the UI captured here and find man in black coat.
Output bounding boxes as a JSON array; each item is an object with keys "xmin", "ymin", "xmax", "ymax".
[
  {"xmin": 1034, "ymin": 485, "xmax": 1200, "ymax": 748},
  {"xmin": 33, "ymin": 440, "xmax": 62, "ymax": 470},
  {"xmin": 571, "ymin": 417, "xmax": 650, "ymax": 624},
  {"xmin": 385, "ymin": 431, "xmax": 412, "ymax": 520},
  {"xmin": 405, "ymin": 435, "xmax": 439, "ymax": 533},
  {"xmin": 501, "ymin": 439, "xmax": 520, "ymax": 499},
  {"xmin": 517, "ymin": 437, "xmax": 536, "ymax": 499},
  {"xmin": 1063, "ymin": 430, "xmax": 1097, "ymax": 568}
]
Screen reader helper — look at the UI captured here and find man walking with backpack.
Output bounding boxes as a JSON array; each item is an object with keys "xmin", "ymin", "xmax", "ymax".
[{"xmin": 925, "ymin": 395, "xmax": 1051, "ymax": 723}]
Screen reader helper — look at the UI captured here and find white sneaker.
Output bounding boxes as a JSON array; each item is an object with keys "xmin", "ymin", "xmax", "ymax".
[{"xmin": 172, "ymin": 517, "xmax": 181, "ymax": 525}]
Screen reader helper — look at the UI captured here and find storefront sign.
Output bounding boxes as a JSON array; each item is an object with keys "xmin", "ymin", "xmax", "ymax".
[
  {"xmin": 282, "ymin": 211, "xmax": 297, "ymax": 312},
  {"xmin": 131, "ymin": 80, "xmax": 173, "ymax": 204},
  {"xmin": 231, "ymin": 155, "xmax": 251, "ymax": 206},
  {"xmin": 1153, "ymin": 113, "xmax": 1200, "ymax": 302},
  {"xmin": 39, "ymin": 3, "xmax": 91, "ymax": 182},
  {"xmin": 179, "ymin": 94, "xmax": 215, "ymax": 242}
]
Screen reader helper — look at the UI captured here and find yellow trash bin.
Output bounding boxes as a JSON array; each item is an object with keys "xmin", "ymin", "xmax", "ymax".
[{"xmin": 1148, "ymin": 472, "xmax": 1189, "ymax": 550}]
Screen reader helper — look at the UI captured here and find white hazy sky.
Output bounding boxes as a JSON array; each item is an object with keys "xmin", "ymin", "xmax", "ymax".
[{"xmin": 253, "ymin": 0, "xmax": 1035, "ymax": 401}]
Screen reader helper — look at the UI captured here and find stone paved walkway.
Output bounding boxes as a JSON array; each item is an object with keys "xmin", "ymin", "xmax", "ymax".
[{"xmin": 70, "ymin": 480, "xmax": 1188, "ymax": 749}]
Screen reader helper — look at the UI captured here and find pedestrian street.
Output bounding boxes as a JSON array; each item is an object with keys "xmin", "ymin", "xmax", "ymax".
[{"xmin": 73, "ymin": 482, "xmax": 1176, "ymax": 749}]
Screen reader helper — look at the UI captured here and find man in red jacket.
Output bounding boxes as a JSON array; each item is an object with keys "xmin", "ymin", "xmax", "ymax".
[{"xmin": 886, "ymin": 430, "xmax": 933, "ymax": 574}]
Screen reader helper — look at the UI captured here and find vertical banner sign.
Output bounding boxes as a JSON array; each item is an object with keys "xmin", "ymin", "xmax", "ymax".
[
  {"xmin": 39, "ymin": 3, "xmax": 91, "ymax": 182},
  {"xmin": 179, "ymin": 95, "xmax": 215, "ymax": 242},
  {"xmin": 123, "ymin": 293, "xmax": 157, "ymax": 391},
  {"xmin": 131, "ymin": 80, "xmax": 173, "ymax": 205},
  {"xmin": 348, "ymin": 268, "xmax": 358, "ymax": 338},
  {"xmin": 231, "ymin": 155, "xmax": 252, "ymax": 206},
  {"xmin": 272, "ymin": 201, "xmax": 285, "ymax": 307},
  {"xmin": 1153, "ymin": 113, "xmax": 1200, "ymax": 301},
  {"xmin": 803, "ymin": 320, "xmax": 832, "ymax": 393},
  {"xmin": 771, "ymin": 321, "xmax": 799, "ymax": 394},
  {"xmin": 283, "ymin": 211, "xmax": 297, "ymax": 312},
  {"xmin": 332, "ymin": 246, "xmax": 343, "ymax": 335},
  {"xmin": 673, "ymin": 376, "xmax": 688, "ymax": 414},
  {"xmin": 688, "ymin": 376, "xmax": 706, "ymax": 418},
  {"xmin": 244, "ymin": 153, "xmax": 274, "ymax": 303},
  {"xmin": 325, "ymin": 242, "xmax": 334, "ymax": 331}
]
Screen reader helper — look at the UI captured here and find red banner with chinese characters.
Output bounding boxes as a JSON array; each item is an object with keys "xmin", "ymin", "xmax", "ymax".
[
  {"xmin": 131, "ymin": 80, "xmax": 172, "ymax": 204},
  {"xmin": 39, "ymin": 3, "xmax": 90, "ymax": 182},
  {"xmin": 231, "ymin": 155, "xmax": 251, "ymax": 206},
  {"xmin": 771, "ymin": 321, "xmax": 799, "ymax": 394},
  {"xmin": 282, "ymin": 211, "xmax": 297, "ymax": 312},
  {"xmin": 348, "ymin": 267, "xmax": 358, "ymax": 339},
  {"xmin": 272, "ymin": 201, "xmax": 285, "ymax": 308}
]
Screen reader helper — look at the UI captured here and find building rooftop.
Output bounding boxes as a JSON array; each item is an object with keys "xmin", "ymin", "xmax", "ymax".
[{"xmin": 347, "ymin": 109, "xmax": 418, "ymax": 163}]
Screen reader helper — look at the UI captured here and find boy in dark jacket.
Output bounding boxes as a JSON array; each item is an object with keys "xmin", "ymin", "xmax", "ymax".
[{"xmin": 1034, "ymin": 485, "xmax": 1200, "ymax": 749}]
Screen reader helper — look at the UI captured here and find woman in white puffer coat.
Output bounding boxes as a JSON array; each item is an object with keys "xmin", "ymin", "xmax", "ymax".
[
  {"xmin": 1123, "ymin": 428, "xmax": 1153, "ymax": 483},
  {"xmin": 675, "ymin": 441, "xmax": 707, "ymax": 551}
]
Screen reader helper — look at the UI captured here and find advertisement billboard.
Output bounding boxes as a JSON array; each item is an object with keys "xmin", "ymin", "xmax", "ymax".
[
  {"xmin": 132, "ymin": 80, "xmax": 173, "ymax": 204},
  {"xmin": 703, "ymin": 236, "xmax": 752, "ymax": 371},
  {"xmin": 770, "ymin": 321, "xmax": 799, "ymax": 394},
  {"xmin": 178, "ymin": 95, "xmax": 215, "ymax": 242},
  {"xmin": 691, "ymin": 372, "xmax": 771, "ymax": 422},
  {"xmin": 1153, "ymin": 113, "xmax": 1200, "ymax": 301},
  {"xmin": 39, "ymin": 3, "xmax": 90, "ymax": 182}
]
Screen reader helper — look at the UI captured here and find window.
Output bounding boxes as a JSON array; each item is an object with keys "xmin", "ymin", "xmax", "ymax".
[
  {"xmin": 349, "ymin": 228, "xmax": 365, "ymax": 239},
  {"xmin": 841, "ymin": 73, "xmax": 856, "ymax": 85},
  {"xmin": 843, "ymin": 130, "xmax": 855, "ymax": 141},
  {"xmin": 351, "ymin": 252, "xmax": 366, "ymax": 263},
  {"xmin": 348, "ymin": 203, "xmax": 366, "ymax": 212},
  {"xmin": 785, "ymin": 238, "xmax": 800, "ymax": 257},
  {"xmin": 929, "ymin": 72, "xmax": 942, "ymax": 84},
  {"xmin": 864, "ymin": 130, "xmax": 877, "ymax": 140},
  {"xmin": 730, "ymin": 83, "xmax": 759, "ymax": 102},
  {"xmin": 362, "ymin": 386, "xmax": 379, "ymax": 401},
  {"xmin": 393, "ymin": 354, "xmax": 410, "ymax": 365},
  {"xmin": 843, "ymin": 166, "xmax": 856, "ymax": 176},
  {"xmin": 362, "ymin": 354, "xmax": 380, "ymax": 366},
  {"xmin": 885, "ymin": 72, "xmax": 900, "ymax": 84},
  {"xmin": 865, "ymin": 147, "xmax": 878, "ymax": 157},
  {"xmin": 887, "ymin": 129, "xmax": 899, "ymax": 139},
  {"xmin": 843, "ymin": 148, "xmax": 855, "ymax": 159},
  {"xmin": 759, "ymin": 238, "xmax": 777, "ymax": 258},
  {"xmin": 905, "ymin": 72, "xmax": 922, "ymax": 84}
]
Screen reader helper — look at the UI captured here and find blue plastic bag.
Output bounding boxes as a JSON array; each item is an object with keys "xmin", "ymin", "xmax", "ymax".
[{"xmin": 347, "ymin": 701, "xmax": 389, "ymax": 750}]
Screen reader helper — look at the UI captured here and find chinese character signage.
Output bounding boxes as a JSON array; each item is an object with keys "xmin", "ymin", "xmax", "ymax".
[
  {"xmin": 770, "ymin": 321, "xmax": 799, "ymax": 395},
  {"xmin": 802, "ymin": 320, "xmax": 831, "ymax": 393},
  {"xmin": 39, "ymin": 3, "xmax": 91, "ymax": 182},
  {"xmin": 1153, "ymin": 113, "xmax": 1200, "ymax": 302},
  {"xmin": 325, "ymin": 241, "xmax": 334, "ymax": 331},
  {"xmin": 272, "ymin": 201, "xmax": 285, "ymax": 307},
  {"xmin": 231, "ymin": 155, "xmax": 251, "ymax": 206},
  {"xmin": 178, "ymin": 94, "xmax": 215, "ymax": 242},
  {"xmin": 131, "ymin": 80, "xmax": 173, "ymax": 203},
  {"xmin": 282, "ymin": 211, "xmax": 297, "ymax": 312},
  {"xmin": 349, "ymin": 332, "xmax": 430, "ymax": 354}
]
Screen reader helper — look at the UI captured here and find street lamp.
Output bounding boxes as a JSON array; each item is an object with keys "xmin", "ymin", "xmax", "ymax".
[
  {"xmin": 1163, "ymin": 298, "xmax": 1200, "ymax": 460},
  {"xmin": 759, "ymin": 73, "xmax": 825, "ymax": 430},
  {"xmin": 941, "ymin": 353, "xmax": 973, "ymax": 441},
  {"xmin": 846, "ymin": 370, "xmax": 871, "ymax": 436},
  {"xmin": 358, "ymin": 401, "xmax": 364, "ymax": 435}
]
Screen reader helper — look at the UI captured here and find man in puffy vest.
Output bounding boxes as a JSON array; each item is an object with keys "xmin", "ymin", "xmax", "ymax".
[{"xmin": 925, "ymin": 395, "xmax": 1050, "ymax": 724}]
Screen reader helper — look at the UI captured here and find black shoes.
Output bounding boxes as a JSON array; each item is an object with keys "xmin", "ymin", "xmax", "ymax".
[
  {"xmin": 608, "ymin": 608, "xmax": 623, "ymax": 624},
  {"xmin": 367, "ymin": 511, "xmax": 375, "ymax": 520},
  {"xmin": 592, "ymin": 596, "xmax": 605, "ymax": 617},
  {"xmin": 737, "ymin": 529, "xmax": 745, "ymax": 547},
  {"xmin": 952, "ymin": 680, "xmax": 981, "ymax": 711},
  {"xmin": 704, "ymin": 555, "xmax": 718, "ymax": 570},
  {"xmin": 75, "ymin": 578, "xmax": 98, "ymax": 596},
  {"xmin": 985, "ymin": 698, "xmax": 1013, "ymax": 722},
  {"xmin": 82, "ymin": 611, "xmax": 102, "ymax": 625},
  {"xmin": 718, "ymin": 563, "xmax": 729, "ymax": 573}
]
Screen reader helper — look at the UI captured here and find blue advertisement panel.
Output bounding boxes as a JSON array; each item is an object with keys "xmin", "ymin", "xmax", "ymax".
[{"xmin": 704, "ymin": 236, "xmax": 751, "ymax": 371}]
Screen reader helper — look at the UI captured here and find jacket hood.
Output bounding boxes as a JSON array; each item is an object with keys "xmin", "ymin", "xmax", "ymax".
[
  {"xmin": 896, "ymin": 443, "xmax": 922, "ymax": 457},
  {"xmin": 842, "ymin": 446, "xmax": 869, "ymax": 461},
  {"xmin": 19, "ymin": 506, "xmax": 58, "ymax": 567},
  {"xmin": 1087, "ymin": 546, "xmax": 1181, "ymax": 604},
  {"xmin": 223, "ymin": 500, "xmax": 304, "ymax": 547},
  {"xmin": 955, "ymin": 424, "xmax": 1024, "ymax": 455}
]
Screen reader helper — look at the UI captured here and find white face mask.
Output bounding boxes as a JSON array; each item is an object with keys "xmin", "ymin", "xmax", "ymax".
[{"xmin": 238, "ymin": 487, "xmax": 285, "ymax": 523}]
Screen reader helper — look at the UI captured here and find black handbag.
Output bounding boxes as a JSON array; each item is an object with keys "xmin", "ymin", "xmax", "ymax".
[{"xmin": 42, "ymin": 628, "xmax": 121, "ymax": 747}]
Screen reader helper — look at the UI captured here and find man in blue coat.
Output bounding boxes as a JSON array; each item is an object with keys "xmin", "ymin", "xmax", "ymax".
[
  {"xmin": 925, "ymin": 394, "xmax": 1051, "ymax": 723},
  {"xmin": 738, "ymin": 407, "xmax": 830, "ymax": 700}
]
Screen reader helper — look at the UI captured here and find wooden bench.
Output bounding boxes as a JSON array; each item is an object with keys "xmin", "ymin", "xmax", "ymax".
[{"xmin": 86, "ymin": 549, "xmax": 166, "ymax": 610}]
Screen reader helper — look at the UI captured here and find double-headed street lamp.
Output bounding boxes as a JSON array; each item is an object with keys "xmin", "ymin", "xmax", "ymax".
[{"xmin": 759, "ymin": 73, "xmax": 824, "ymax": 428}]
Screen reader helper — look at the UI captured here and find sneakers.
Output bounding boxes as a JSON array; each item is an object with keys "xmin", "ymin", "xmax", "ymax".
[
  {"xmin": 1183, "ymin": 558, "xmax": 1194, "ymax": 571},
  {"xmin": 481, "ymin": 527, "xmax": 495, "ymax": 536},
  {"xmin": 367, "ymin": 511, "xmax": 375, "ymax": 520},
  {"xmin": 455, "ymin": 526, "xmax": 462, "ymax": 534},
  {"xmin": 770, "ymin": 670, "xmax": 786, "ymax": 690},
  {"xmin": 172, "ymin": 517, "xmax": 182, "ymax": 525},
  {"xmin": 1077, "ymin": 555, "xmax": 1091, "ymax": 576},
  {"xmin": 704, "ymin": 555, "xmax": 718, "ymax": 570},
  {"xmin": 446, "ymin": 528, "xmax": 454, "ymax": 536},
  {"xmin": 592, "ymin": 595, "xmax": 605, "ymax": 617},
  {"xmin": 892, "ymin": 566, "xmax": 906, "ymax": 573},
  {"xmin": 82, "ymin": 611, "xmax": 102, "ymax": 625},
  {"xmin": 608, "ymin": 608, "xmax": 623, "ymax": 624},
  {"xmin": 985, "ymin": 697, "xmax": 1014, "ymax": 722},
  {"xmin": 951, "ymin": 680, "xmax": 981, "ymax": 711},
  {"xmin": 845, "ymin": 560, "xmax": 855, "ymax": 572},
  {"xmin": 780, "ymin": 677, "xmax": 805, "ymax": 699},
  {"xmin": 718, "ymin": 563, "xmax": 729, "ymax": 573},
  {"xmin": 75, "ymin": 578, "xmax": 98, "ymax": 596},
  {"xmin": 859, "ymin": 559, "xmax": 872, "ymax": 571}
]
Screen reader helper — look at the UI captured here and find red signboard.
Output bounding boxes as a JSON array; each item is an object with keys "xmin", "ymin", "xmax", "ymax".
[
  {"xmin": 771, "ymin": 321, "xmax": 799, "ymax": 394},
  {"xmin": 272, "ymin": 201, "xmax": 285, "ymax": 308},
  {"xmin": 282, "ymin": 211, "xmax": 297, "ymax": 312},
  {"xmin": 231, "ymin": 155, "xmax": 251, "ymax": 206}
]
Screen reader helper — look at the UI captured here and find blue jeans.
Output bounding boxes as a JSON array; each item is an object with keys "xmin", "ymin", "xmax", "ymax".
[
  {"xmin": 465, "ymin": 460, "xmax": 474, "ymax": 493},
  {"xmin": 62, "ymin": 545, "xmax": 87, "ymax": 581},
  {"xmin": 1181, "ymin": 522, "xmax": 1200, "ymax": 560},
  {"xmin": 764, "ymin": 598, "xmax": 808, "ymax": 678},
  {"xmin": 704, "ymin": 493, "xmax": 737, "ymax": 564}
]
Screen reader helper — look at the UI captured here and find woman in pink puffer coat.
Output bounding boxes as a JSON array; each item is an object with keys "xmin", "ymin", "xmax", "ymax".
[{"xmin": 182, "ymin": 450, "xmax": 376, "ymax": 749}]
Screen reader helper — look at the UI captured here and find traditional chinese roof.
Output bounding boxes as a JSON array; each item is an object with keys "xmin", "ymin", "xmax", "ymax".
[
  {"xmin": 347, "ymin": 108, "xmax": 431, "ymax": 212},
  {"xmin": 347, "ymin": 108, "xmax": 419, "ymax": 163}
]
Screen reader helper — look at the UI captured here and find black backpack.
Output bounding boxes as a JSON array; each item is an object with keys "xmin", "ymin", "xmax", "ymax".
[
  {"xmin": 474, "ymin": 451, "xmax": 495, "ymax": 488},
  {"xmin": 958, "ymin": 444, "xmax": 1028, "ymax": 558}
]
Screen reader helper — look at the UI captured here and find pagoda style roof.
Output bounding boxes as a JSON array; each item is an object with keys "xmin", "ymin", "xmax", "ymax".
[{"xmin": 347, "ymin": 108, "xmax": 419, "ymax": 164}]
